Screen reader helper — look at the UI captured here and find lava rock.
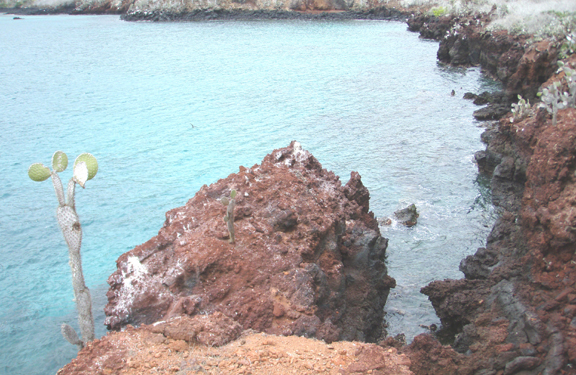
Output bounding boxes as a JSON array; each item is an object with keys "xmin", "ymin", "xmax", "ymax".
[
  {"xmin": 104, "ymin": 141, "xmax": 394, "ymax": 343},
  {"xmin": 393, "ymin": 204, "xmax": 419, "ymax": 227}
]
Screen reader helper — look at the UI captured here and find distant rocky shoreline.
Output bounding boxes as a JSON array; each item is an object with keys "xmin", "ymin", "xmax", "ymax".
[
  {"xmin": 1, "ymin": 6, "xmax": 410, "ymax": 21},
  {"xmin": 120, "ymin": 8, "xmax": 410, "ymax": 22}
]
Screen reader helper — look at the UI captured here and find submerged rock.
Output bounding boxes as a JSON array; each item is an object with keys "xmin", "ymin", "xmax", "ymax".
[
  {"xmin": 104, "ymin": 141, "xmax": 395, "ymax": 343},
  {"xmin": 473, "ymin": 104, "xmax": 511, "ymax": 121}
]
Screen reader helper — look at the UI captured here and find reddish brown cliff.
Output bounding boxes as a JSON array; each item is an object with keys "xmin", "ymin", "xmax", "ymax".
[
  {"xmin": 406, "ymin": 63, "xmax": 576, "ymax": 373},
  {"xmin": 104, "ymin": 141, "xmax": 395, "ymax": 344},
  {"xmin": 409, "ymin": 12, "xmax": 559, "ymax": 103}
]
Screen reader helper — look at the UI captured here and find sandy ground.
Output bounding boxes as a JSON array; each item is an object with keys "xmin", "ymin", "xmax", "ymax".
[{"xmin": 60, "ymin": 328, "xmax": 413, "ymax": 375}]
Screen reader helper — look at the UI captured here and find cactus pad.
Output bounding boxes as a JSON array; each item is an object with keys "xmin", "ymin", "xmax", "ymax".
[
  {"xmin": 28, "ymin": 163, "xmax": 51, "ymax": 182},
  {"xmin": 221, "ymin": 197, "xmax": 230, "ymax": 206},
  {"xmin": 74, "ymin": 153, "xmax": 98, "ymax": 181},
  {"xmin": 52, "ymin": 151, "xmax": 68, "ymax": 172},
  {"xmin": 230, "ymin": 189, "xmax": 237, "ymax": 199},
  {"xmin": 61, "ymin": 323, "xmax": 82, "ymax": 347},
  {"xmin": 73, "ymin": 162, "xmax": 89, "ymax": 188}
]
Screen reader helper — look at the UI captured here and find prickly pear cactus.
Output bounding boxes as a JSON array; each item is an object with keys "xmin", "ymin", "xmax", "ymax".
[
  {"xmin": 61, "ymin": 323, "xmax": 83, "ymax": 349},
  {"xmin": 221, "ymin": 189, "xmax": 237, "ymax": 243},
  {"xmin": 28, "ymin": 151, "xmax": 98, "ymax": 348}
]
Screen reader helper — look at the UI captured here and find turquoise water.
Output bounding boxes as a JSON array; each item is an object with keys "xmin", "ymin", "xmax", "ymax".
[{"xmin": 0, "ymin": 14, "xmax": 497, "ymax": 374}]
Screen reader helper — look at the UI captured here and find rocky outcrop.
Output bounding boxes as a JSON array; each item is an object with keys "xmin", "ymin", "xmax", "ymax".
[
  {"xmin": 399, "ymin": 14, "xmax": 576, "ymax": 375},
  {"xmin": 393, "ymin": 204, "xmax": 419, "ymax": 227},
  {"xmin": 409, "ymin": 13, "xmax": 559, "ymax": 103},
  {"xmin": 411, "ymin": 75, "xmax": 576, "ymax": 373},
  {"xmin": 104, "ymin": 141, "xmax": 395, "ymax": 343}
]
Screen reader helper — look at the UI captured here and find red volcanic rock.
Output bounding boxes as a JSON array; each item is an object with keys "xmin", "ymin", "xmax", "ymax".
[
  {"xmin": 414, "ymin": 13, "xmax": 558, "ymax": 101},
  {"xmin": 104, "ymin": 141, "xmax": 394, "ymax": 343},
  {"xmin": 417, "ymin": 88, "xmax": 576, "ymax": 372}
]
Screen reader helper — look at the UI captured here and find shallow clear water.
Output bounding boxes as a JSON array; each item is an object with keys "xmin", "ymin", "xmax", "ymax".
[{"xmin": 0, "ymin": 14, "xmax": 498, "ymax": 374}]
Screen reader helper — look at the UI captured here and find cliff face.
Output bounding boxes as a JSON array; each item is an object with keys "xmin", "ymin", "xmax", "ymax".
[
  {"xmin": 405, "ymin": 61, "xmax": 576, "ymax": 373},
  {"xmin": 104, "ymin": 141, "xmax": 395, "ymax": 343},
  {"xmin": 400, "ymin": 14, "xmax": 576, "ymax": 375},
  {"xmin": 408, "ymin": 13, "xmax": 558, "ymax": 102}
]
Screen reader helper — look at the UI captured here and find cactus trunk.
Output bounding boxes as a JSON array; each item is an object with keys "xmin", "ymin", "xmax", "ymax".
[{"xmin": 57, "ymin": 202, "xmax": 95, "ymax": 344}]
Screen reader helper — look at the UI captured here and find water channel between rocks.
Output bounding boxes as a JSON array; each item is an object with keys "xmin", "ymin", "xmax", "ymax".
[{"xmin": 0, "ymin": 14, "xmax": 499, "ymax": 374}]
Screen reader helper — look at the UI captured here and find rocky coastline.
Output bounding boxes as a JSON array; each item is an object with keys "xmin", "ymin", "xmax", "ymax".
[
  {"xmin": 1, "ymin": 5, "xmax": 410, "ymax": 21},
  {"xmin": 10, "ymin": 3, "xmax": 569, "ymax": 373},
  {"xmin": 119, "ymin": 8, "xmax": 408, "ymax": 22},
  {"xmin": 401, "ymin": 14, "xmax": 576, "ymax": 375}
]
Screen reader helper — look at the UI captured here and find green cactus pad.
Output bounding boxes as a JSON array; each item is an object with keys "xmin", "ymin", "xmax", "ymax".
[
  {"xmin": 230, "ymin": 189, "xmax": 237, "ymax": 199},
  {"xmin": 28, "ymin": 163, "xmax": 51, "ymax": 182},
  {"xmin": 74, "ymin": 153, "xmax": 98, "ymax": 181},
  {"xmin": 52, "ymin": 151, "xmax": 68, "ymax": 172},
  {"xmin": 221, "ymin": 197, "xmax": 230, "ymax": 206}
]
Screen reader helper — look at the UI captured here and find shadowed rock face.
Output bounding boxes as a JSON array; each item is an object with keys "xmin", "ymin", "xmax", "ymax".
[
  {"xmin": 408, "ymin": 13, "xmax": 558, "ymax": 103},
  {"xmin": 409, "ymin": 107, "xmax": 576, "ymax": 374},
  {"xmin": 104, "ymin": 141, "xmax": 395, "ymax": 343}
]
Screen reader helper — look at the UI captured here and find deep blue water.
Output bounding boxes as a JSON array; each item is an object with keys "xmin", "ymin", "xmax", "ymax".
[{"xmin": 0, "ymin": 14, "xmax": 498, "ymax": 374}]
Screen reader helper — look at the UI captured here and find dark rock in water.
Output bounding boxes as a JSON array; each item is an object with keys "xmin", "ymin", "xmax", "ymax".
[
  {"xmin": 379, "ymin": 333, "xmax": 406, "ymax": 349},
  {"xmin": 393, "ymin": 204, "xmax": 419, "ymax": 227},
  {"xmin": 104, "ymin": 141, "xmax": 394, "ymax": 343},
  {"xmin": 473, "ymin": 91, "xmax": 492, "ymax": 105},
  {"xmin": 473, "ymin": 104, "xmax": 510, "ymax": 120},
  {"xmin": 463, "ymin": 92, "xmax": 477, "ymax": 100},
  {"xmin": 473, "ymin": 96, "xmax": 489, "ymax": 105}
]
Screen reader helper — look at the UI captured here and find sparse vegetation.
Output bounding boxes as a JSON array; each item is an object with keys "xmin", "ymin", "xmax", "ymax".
[
  {"xmin": 537, "ymin": 62, "xmax": 576, "ymax": 125},
  {"xmin": 559, "ymin": 32, "xmax": 576, "ymax": 59},
  {"xmin": 430, "ymin": 6, "xmax": 447, "ymax": 17},
  {"xmin": 510, "ymin": 95, "xmax": 532, "ymax": 123}
]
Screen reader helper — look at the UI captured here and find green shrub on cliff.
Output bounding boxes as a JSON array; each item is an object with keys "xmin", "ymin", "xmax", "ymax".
[{"xmin": 430, "ymin": 6, "xmax": 447, "ymax": 17}]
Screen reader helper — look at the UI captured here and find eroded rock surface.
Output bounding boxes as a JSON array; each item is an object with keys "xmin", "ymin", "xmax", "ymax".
[
  {"xmin": 412, "ymin": 84, "xmax": 576, "ymax": 373},
  {"xmin": 104, "ymin": 141, "xmax": 395, "ymax": 343},
  {"xmin": 409, "ymin": 12, "xmax": 558, "ymax": 103}
]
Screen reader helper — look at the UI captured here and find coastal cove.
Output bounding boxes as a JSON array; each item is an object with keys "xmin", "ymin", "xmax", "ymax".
[{"xmin": 0, "ymin": 14, "xmax": 500, "ymax": 374}]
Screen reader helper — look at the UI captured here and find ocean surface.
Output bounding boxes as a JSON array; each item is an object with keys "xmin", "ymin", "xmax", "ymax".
[{"xmin": 0, "ymin": 14, "xmax": 499, "ymax": 374}]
